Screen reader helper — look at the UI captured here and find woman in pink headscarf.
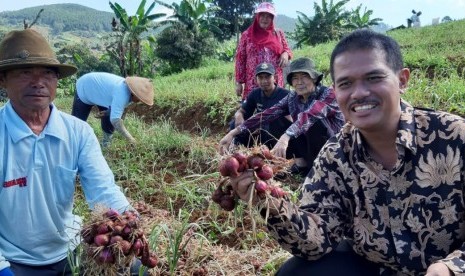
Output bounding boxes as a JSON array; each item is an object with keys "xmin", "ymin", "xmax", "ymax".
[{"xmin": 234, "ymin": 2, "xmax": 293, "ymax": 100}]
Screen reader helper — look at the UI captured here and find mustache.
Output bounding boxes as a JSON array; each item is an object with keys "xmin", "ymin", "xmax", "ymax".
[{"xmin": 349, "ymin": 99, "xmax": 377, "ymax": 108}]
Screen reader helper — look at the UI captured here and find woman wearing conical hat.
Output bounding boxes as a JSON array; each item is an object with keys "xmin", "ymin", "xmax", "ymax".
[{"xmin": 72, "ymin": 72, "xmax": 154, "ymax": 146}]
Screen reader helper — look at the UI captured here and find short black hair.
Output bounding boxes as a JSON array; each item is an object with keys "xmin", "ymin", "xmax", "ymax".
[{"xmin": 330, "ymin": 29, "xmax": 404, "ymax": 81}]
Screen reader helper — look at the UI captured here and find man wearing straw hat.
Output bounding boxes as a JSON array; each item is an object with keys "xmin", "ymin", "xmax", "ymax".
[
  {"xmin": 0, "ymin": 28, "xmax": 137, "ymax": 275},
  {"xmin": 72, "ymin": 72, "xmax": 154, "ymax": 146}
]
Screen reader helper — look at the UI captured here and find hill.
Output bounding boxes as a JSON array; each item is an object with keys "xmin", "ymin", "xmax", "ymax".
[
  {"xmin": 275, "ymin": 14, "xmax": 296, "ymax": 33},
  {"xmin": 0, "ymin": 4, "xmax": 114, "ymax": 34},
  {"xmin": 0, "ymin": 4, "xmax": 296, "ymax": 35}
]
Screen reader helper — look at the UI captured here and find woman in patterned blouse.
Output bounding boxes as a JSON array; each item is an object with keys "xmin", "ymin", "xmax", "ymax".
[
  {"xmin": 234, "ymin": 2, "xmax": 293, "ymax": 100},
  {"xmin": 220, "ymin": 57, "xmax": 344, "ymax": 175},
  {"xmin": 229, "ymin": 29, "xmax": 465, "ymax": 275}
]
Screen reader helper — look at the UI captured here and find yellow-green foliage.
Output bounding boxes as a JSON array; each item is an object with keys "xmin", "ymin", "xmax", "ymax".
[
  {"xmin": 154, "ymin": 59, "xmax": 237, "ymax": 124},
  {"xmin": 154, "ymin": 60, "xmax": 235, "ymax": 107}
]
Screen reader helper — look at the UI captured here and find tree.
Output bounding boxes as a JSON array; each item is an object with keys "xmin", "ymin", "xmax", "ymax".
[
  {"xmin": 153, "ymin": 0, "xmax": 225, "ymax": 72},
  {"xmin": 211, "ymin": 0, "xmax": 261, "ymax": 41},
  {"xmin": 291, "ymin": 0, "xmax": 351, "ymax": 47},
  {"xmin": 155, "ymin": 24, "xmax": 215, "ymax": 74},
  {"xmin": 140, "ymin": 36, "xmax": 158, "ymax": 77},
  {"xmin": 346, "ymin": 4, "xmax": 382, "ymax": 29},
  {"xmin": 55, "ymin": 43, "xmax": 119, "ymax": 96},
  {"xmin": 442, "ymin": 16, "xmax": 453, "ymax": 23},
  {"xmin": 154, "ymin": 0, "xmax": 228, "ymax": 35},
  {"xmin": 108, "ymin": 0, "xmax": 166, "ymax": 76},
  {"xmin": 57, "ymin": 43, "xmax": 119, "ymax": 77}
]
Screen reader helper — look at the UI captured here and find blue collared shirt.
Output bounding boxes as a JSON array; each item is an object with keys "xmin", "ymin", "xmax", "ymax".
[{"xmin": 0, "ymin": 101, "xmax": 130, "ymax": 267}]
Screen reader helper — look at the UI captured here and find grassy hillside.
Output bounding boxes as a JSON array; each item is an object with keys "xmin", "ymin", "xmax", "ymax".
[
  {"xmin": 0, "ymin": 4, "xmax": 114, "ymax": 33},
  {"xmin": 138, "ymin": 19, "xmax": 465, "ymax": 132}
]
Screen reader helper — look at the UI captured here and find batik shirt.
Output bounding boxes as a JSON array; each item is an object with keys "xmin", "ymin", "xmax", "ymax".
[
  {"xmin": 239, "ymin": 86, "xmax": 344, "ymax": 139},
  {"xmin": 264, "ymin": 100, "xmax": 465, "ymax": 275},
  {"xmin": 235, "ymin": 28, "xmax": 292, "ymax": 99}
]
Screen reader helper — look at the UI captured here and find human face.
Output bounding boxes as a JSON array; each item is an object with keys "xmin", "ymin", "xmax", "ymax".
[
  {"xmin": 290, "ymin": 72, "xmax": 316, "ymax": 100},
  {"xmin": 256, "ymin": 73, "xmax": 275, "ymax": 94},
  {"xmin": 258, "ymin": 12, "xmax": 273, "ymax": 29},
  {"xmin": 332, "ymin": 48, "xmax": 409, "ymax": 133},
  {"xmin": 131, "ymin": 94, "xmax": 140, "ymax": 103},
  {"xmin": 0, "ymin": 66, "xmax": 59, "ymax": 116}
]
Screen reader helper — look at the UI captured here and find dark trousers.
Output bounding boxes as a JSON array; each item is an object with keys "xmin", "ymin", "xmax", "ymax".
[
  {"xmin": 276, "ymin": 240, "xmax": 381, "ymax": 276},
  {"xmin": 9, "ymin": 255, "xmax": 146, "ymax": 276},
  {"xmin": 234, "ymin": 119, "xmax": 330, "ymax": 168},
  {"xmin": 286, "ymin": 120, "xmax": 330, "ymax": 167},
  {"xmin": 71, "ymin": 93, "xmax": 114, "ymax": 135},
  {"xmin": 234, "ymin": 116, "xmax": 292, "ymax": 150},
  {"xmin": 9, "ymin": 258, "xmax": 71, "ymax": 276}
]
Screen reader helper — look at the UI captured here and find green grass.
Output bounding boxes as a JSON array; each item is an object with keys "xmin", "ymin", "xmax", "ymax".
[{"xmin": 146, "ymin": 19, "xmax": 465, "ymax": 121}]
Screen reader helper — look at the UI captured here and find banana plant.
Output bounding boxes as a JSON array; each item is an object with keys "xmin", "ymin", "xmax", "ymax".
[
  {"xmin": 108, "ymin": 0, "xmax": 167, "ymax": 76},
  {"xmin": 345, "ymin": 4, "xmax": 382, "ymax": 29},
  {"xmin": 154, "ymin": 0, "xmax": 228, "ymax": 35}
]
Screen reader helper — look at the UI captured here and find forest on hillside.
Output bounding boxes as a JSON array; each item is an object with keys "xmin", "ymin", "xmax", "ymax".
[
  {"xmin": 0, "ymin": 3, "xmax": 297, "ymax": 35},
  {"xmin": 0, "ymin": 4, "xmax": 115, "ymax": 34}
]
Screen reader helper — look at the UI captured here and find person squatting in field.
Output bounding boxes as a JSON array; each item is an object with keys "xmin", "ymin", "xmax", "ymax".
[
  {"xmin": 0, "ymin": 29, "xmax": 143, "ymax": 276},
  {"xmin": 229, "ymin": 29, "xmax": 465, "ymax": 275},
  {"xmin": 220, "ymin": 57, "xmax": 345, "ymax": 176},
  {"xmin": 230, "ymin": 62, "xmax": 292, "ymax": 150},
  {"xmin": 72, "ymin": 72, "xmax": 154, "ymax": 147}
]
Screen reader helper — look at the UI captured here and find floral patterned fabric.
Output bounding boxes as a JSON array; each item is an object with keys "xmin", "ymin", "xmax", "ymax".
[
  {"xmin": 264, "ymin": 100, "xmax": 465, "ymax": 275},
  {"xmin": 235, "ymin": 28, "xmax": 292, "ymax": 100}
]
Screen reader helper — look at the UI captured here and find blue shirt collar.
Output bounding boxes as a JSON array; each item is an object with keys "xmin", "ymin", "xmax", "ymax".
[{"xmin": 4, "ymin": 101, "xmax": 67, "ymax": 143}]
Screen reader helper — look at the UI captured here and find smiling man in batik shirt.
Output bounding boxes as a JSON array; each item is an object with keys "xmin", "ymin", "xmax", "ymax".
[{"xmin": 229, "ymin": 29, "xmax": 465, "ymax": 275}]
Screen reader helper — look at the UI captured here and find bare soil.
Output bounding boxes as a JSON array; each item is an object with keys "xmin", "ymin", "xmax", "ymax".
[
  {"xmin": 126, "ymin": 103, "xmax": 228, "ymax": 136},
  {"xmin": 115, "ymin": 103, "xmax": 302, "ymax": 275}
]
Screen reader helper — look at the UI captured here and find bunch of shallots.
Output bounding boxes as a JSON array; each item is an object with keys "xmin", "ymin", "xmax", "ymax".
[
  {"xmin": 213, "ymin": 146, "xmax": 290, "ymax": 211},
  {"xmin": 81, "ymin": 208, "xmax": 158, "ymax": 270}
]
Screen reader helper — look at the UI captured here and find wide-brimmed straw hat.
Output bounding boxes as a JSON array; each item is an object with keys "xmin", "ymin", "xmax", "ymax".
[
  {"xmin": 0, "ymin": 29, "xmax": 77, "ymax": 79},
  {"xmin": 255, "ymin": 2, "xmax": 276, "ymax": 16},
  {"xmin": 125, "ymin": 76, "xmax": 154, "ymax": 106},
  {"xmin": 286, "ymin": 57, "xmax": 323, "ymax": 86}
]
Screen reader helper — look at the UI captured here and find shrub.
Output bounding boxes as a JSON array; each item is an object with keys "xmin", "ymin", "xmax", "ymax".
[{"xmin": 155, "ymin": 24, "xmax": 216, "ymax": 75}]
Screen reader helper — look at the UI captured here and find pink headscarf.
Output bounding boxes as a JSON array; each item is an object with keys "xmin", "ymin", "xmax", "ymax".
[{"xmin": 247, "ymin": 5, "xmax": 283, "ymax": 55}]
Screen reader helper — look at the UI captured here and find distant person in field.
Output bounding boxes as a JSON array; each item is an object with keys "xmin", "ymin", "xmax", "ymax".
[
  {"xmin": 229, "ymin": 29, "xmax": 465, "ymax": 276},
  {"xmin": 220, "ymin": 57, "xmax": 344, "ymax": 176},
  {"xmin": 231, "ymin": 62, "xmax": 292, "ymax": 150},
  {"xmin": 407, "ymin": 9, "xmax": 422, "ymax": 27},
  {"xmin": 0, "ymin": 28, "xmax": 141, "ymax": 276},
  {"xmin": 71, "ymin": 72, "xmax": 154, "ymax": 146},
  {"xmin": 234, "ymin": 2, "xmax": 292, "ymax": 100}
]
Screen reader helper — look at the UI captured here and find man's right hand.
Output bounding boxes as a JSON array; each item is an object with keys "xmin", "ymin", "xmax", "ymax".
[{"xmin": 229, "ymin": 170, "xmax": 258, "ymax": 203}]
